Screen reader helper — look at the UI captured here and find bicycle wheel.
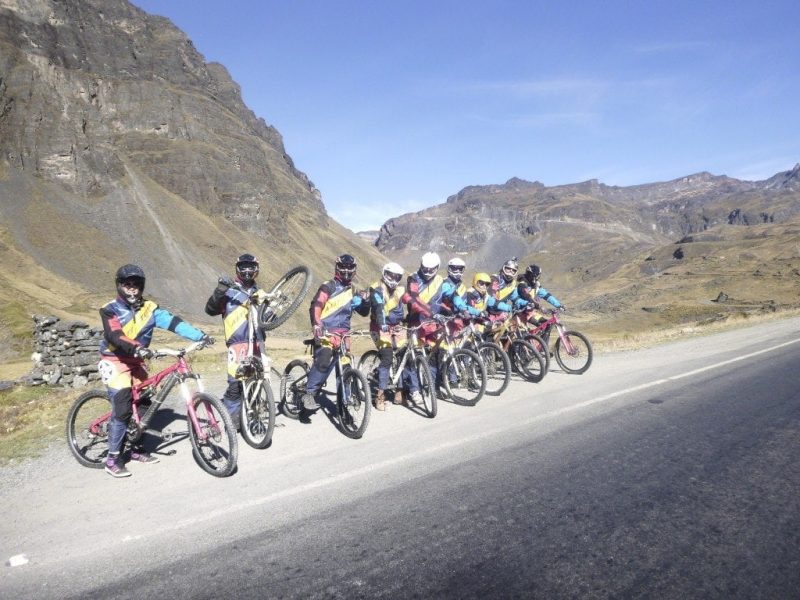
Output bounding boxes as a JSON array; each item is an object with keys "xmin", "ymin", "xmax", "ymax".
[
  {"xmin": 259, "ymin": 265, "xmax": 312, "ymax": 331},
  {"xmin": 188, "ymin": 393, "xmax": 238, "ymax": 477},
  {"xmin": 337, "ymin": 368, "xmax": 371, "ymax": 439},
  {"xmin": 442, "ymin": 348, "xmax": 486, "ymax": 406},
  {"xmin": 510, "ymin": 339, "xmax": 546, "ymax": 383},
  {"xmin": 477, "ymin": 342, "xmax": 512, "ymax": 396},
  {"xmin": 279, "ymin": 359, "xmax": 309, "ymax": 419},
  {"xmin": 66, "ymin": 389, "xmax": 111, "ymax": 468},
  {"xmin": 525, "ymin": 333, "xmax": 551, "ymax": 374},
  {"xmin": 240, "ymin": 379, "xmax": 276, "ymax": 449},
  {"xmin": 414, "ymin": 355, "xmax": 437, "ymax": 418},
  {"xmin": 555, "ymin": 330, "xmax": 593, "ymax": 374},
  {"xmin": 358, "ymin": 349, "xmax": 381, "ymax": 394}
]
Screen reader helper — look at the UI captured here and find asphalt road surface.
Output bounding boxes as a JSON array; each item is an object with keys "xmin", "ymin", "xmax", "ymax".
[{"xmin": 2, "ymin": 317, "xmax": 799, "ymax": 599}]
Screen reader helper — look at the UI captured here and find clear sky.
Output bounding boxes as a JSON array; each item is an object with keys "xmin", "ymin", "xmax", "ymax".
[{"xmin": 131, "ymin": 0, "xmax": 800, "ymax": 232}]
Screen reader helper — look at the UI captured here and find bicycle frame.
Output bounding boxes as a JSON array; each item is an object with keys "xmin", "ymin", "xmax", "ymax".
[
  {"xmin": 384, "ymin": 325, "xmax": 425, "ymax": 389},
  {"xmin": 123, "ymin": 342, "xmax": 216, "ymax": 444},
  {"xmin": 526, "ymin": 309, "xmax": 572, "ymax": 350}
]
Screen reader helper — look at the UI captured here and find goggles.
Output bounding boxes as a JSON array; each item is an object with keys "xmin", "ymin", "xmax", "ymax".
[
  {"xmin": 384, "ymin": 271, "xmax": 403, "ymax": 283},
  {"xmin": 119, "ymin": 278, "xmax": 144, "ymax": 289},
  {"xmin": 502, "ymin": 266, "xmax": 518, "ymax": 277}
]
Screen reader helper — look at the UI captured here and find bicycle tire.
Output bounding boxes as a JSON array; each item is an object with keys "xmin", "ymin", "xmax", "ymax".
[
  {"xmin": 240, "ymin": 379, "xmax": 276, "ymax": 449},
  {"xmin": 188, "ymin": 393, "xmax": 238, "ymax": 477},
  {"xmin": 259, "ymin": 265, "xmax": 312, "ymax": 331},
  {"xmin": 66, "ymin": 389, "xmax": 111, "ymax": 468},
  {"xmin": 337, "ymin": 368, "xmax": 371, "ymax": 439},
  {"xmin": 442, "ymin": 348, "xmax": 486, "ymax": 406},
  {"xmin": 414, "ymin": 355, "xmax": 437, "ymax": 418},
  {"xmin": 358, "ymin": 349, "xmax": 381, "ymax": 394},
  {"xmin": 555, "ymin": 330, "xmax": 593, "ymax": 374},
  {"xmin": 525, "ymin": 333, "xmax": 551, "ymax": 374},
  {"xmin": 477, "ymin": 342, "xmax": 512, "ymax": 396},
  {"xmin": 279, "ymin": 359, "xmax": 309, "ymax": 419},
  {"xmin": 510, "ymin": 339, "xmax": 546, "ymax": 383}
]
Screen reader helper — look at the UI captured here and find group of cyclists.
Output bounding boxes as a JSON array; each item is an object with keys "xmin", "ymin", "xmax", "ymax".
[{"xmin": 98, "ymin": 252, "xmax": 564, "ymax": 477}]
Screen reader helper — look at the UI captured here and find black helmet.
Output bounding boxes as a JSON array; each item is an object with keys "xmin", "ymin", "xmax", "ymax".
[
  {"xmin": 335, "ymin": 254, "xmax": 357, "ymax": 283},
  {"xmin": 500, "ymin": 257, "xmax": 519, "ymax": 283},
  {"xmin": 235, "ymin": 253, "xmax": 259, "ymax": 285},
  {"xmin": 115, "ymin": 264, "xmax": 145, "ymax": 306},
  {"xmin": 525, "ymin": 264, "xmax": 542, "ymax": 283}
]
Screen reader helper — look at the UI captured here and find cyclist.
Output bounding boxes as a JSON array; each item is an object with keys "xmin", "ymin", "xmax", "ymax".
[
  {"xmin": 487, "ymin": 257, "xmax": 529, "ymax": 325},
  {"xmin": 440, "ymin": 257, "xmax": 482, "ymax": 321},
  {"xmin": 368, "ymin": 262, "xmax": 422, "ymax": 410},
  {"xmin": 464, "ymin": 272, "xmax": 513, "ymax": 333},
  {"xmin": 205, "ymin": 253, "xmax": 271, "ymax": 427},
  {"xmin": 302, "ymin": 254, "xmax": 370, "ymax": 412},
  {"xmin": 517, "ymin": 264, "xmax": 565, "ymax": 342},
  {"xmin": 99, "ymin": 264, "xmax": 212, "ymax": 478}
]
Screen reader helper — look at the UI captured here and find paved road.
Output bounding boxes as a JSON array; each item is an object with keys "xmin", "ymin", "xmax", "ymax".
[{"xmin": 2, "ymin": 317, "xmax": 799, "ymax": 599}]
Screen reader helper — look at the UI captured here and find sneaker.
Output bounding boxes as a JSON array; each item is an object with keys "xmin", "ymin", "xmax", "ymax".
[
  {"xmin": 409, "ymin": 390, "xmax": 423, "ymax": 405},
  {"xmin": 302, "ymin": 393, "xmax": 320, "ymax": 410},
  {"xmin": 105, "ymin": 457, "xmax": 131, "ymax": 478},
  {"xmin": 131, "ymin": 450, "xmax": 160, "ymax": 464},
  {"xmin": 374, "ymin": 390, "xmax": 386, "ymax": 411}
]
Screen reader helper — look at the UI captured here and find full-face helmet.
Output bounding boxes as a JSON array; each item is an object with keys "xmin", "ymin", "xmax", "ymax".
[
  {"xmin": 419, "ymin": 252, "xmax": 440, "ymax": 282},
  {"xmin": 382, "ymin": 262, "xmax": 404, "ymax": 290},
  {"xmin": 447, "ymin": 257, "xmax": 466, "ymax": 282},
  {"xmin": 472, "ymin": 272, "xmax": 492, "ymax": 295},
  {"xmin": 115, "ymin": 264, "xmax": 145, "ymax": 306},
  {"xmin": 524, "ymin": 264, "xmax": 542, "ymax": 284},
  {"xmin": 500, "ymin": 257, "xmax": 519, "ymax": 283},
  {"xmin": 335, "ymin": 254, "xmax": 357, "ymax": 284},
  {"xmin": 235, "ymin": 253, "xmax": 259, "ymax": 286}
]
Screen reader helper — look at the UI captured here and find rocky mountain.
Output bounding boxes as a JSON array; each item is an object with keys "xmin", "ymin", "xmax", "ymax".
[
  {"xmin": 376, "ymin": 166, "xmax": 800, "ymax": 274},
  {"xmin": 0, "ymin": 0, "xmax": 385, "ymax": 342}
]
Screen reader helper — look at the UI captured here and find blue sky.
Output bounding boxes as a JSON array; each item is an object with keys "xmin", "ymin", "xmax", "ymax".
[{"xmin": 132, "ymin": 0, "xmax": 800, "ymax": 232}]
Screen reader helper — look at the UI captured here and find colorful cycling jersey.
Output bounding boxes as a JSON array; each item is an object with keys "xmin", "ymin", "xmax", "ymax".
[
  {"xmin": 205, "ymin": 282, "xmax": 268, "ymax": 348},
  {"xmin": 440, "ymin": 277, "xmax": 480, "ymax": 317},
  {"xmin": 99, "ymin": 297, "xmax": 204, "ymax": 358},
  {"xmin": 310, "ymin": 278, "xmax": 369, "ymax": 333},
  {"xmin": 369, "ymin": 280, "xmax": 407, "ymax": 330},
  {"xmin": 517, "ymin": 280, "xmax": 563, "ymax": 309},
  {"xmin": 489, "ymin": 274, "xmax": 528, "ymax": 311},
  {"xmin": 405, "ymin": 272, "xmax": 445, "ymax": 325},
  {"xmin": 464, "ymin": 288, "xmax": 512, "ymax": 313}
]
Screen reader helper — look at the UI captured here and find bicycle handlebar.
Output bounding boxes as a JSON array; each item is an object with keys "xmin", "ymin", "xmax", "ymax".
[{"xmin": 152, "ymin": 340, "xmax": 210, "ymax": 358}]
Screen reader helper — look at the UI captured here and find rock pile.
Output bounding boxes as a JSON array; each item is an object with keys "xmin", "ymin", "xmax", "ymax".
[{"xmin": 26, "ymin": 315, "xmax": 103, "ymax": 387}]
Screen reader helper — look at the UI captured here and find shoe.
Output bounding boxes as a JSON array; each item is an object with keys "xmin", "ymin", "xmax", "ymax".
[
  {"xmin": 409, "ymin": 390, "xmax": 423, "ymax": 405},
  {"xmin": 392, "ymin": 393, "xmax": 403, "ymax": 405},
  {"xmin": 302, "ymin": 393, "xmax": 320, "ymax": 410},
  {"xmin": 374, "ymin": 390, "xmax": 386, "ymax": 411},
  {"xmin": 131, "ymin": 450, "xmax": 160, "ymax": 464},
  {"xmin": 105, "ymin": 456, "xmax": 131, "ymax": 478}
]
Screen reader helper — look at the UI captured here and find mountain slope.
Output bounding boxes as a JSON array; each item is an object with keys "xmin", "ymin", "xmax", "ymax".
[{"xmin": 0, "ymin": 0, "xmax": 385, "ymax": 342}]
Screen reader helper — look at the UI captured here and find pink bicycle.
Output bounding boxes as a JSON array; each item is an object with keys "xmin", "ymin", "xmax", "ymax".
[
  {"xmin": 526, "ymin": 308, "xmax": 593, "ymax": 374},
  {"xmin": 66, "ymin": 340, "xmax": 238, "ymax": 477}
]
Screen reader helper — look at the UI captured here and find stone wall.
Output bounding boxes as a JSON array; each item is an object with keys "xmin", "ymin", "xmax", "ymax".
[{"xmin": 26, "ymin": 315, "xmax": 103, "ymax": 387}]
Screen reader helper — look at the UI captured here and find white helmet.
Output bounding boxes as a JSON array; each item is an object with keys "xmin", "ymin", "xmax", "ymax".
[
  {"xmin": 382, "ymin": 262, "xmax": 404, "ymax": 290},
  {"xmin": 447, "ymin": 257, "xmax": 466, "ymax": 282},
  {"xmin": 419, "ymin": 252, "xmax": 440, "ymax": 281}
]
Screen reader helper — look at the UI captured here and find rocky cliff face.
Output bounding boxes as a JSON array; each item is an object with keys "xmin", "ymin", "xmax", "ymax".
[
  {"xmin": 0, "ymin": 0, "xmax": 385, "ymax": 321},
  {"xmin": 0, "ymin": 0, "xmax": 324, "ymax": 231}
]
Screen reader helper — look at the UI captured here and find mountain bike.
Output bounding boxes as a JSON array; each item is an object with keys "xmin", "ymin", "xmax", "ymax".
[
  {"xmin": 526, "ymin": 308, "xmax": 593, "ymax": 374},
  {"xmin": 488, "ymin": 309, "xmax": 547, "ymax": 383},
  {"xmin": 229, "ymin": 265, "xmax": 311, "ymax": 449},
  {"xmin": 279, "ymin": 331, "xmax": 372, "ymax": 439},
  {"xmin": 358, "ymin": 323, "xmax": 437, "ymax": 418},
  {"xmin": 452, "ymin": 316, "xmax": 512, "ymax": 396},
  {"xmin": 425, "ymin": 315, "xmax": 487, "ymax": 406},
  {"xmin": 66, "ymin": 340, "xmax": 237, "ymax": 477}
]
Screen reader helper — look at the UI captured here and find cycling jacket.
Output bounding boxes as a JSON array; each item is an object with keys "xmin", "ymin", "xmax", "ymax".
[
  {"xmin": 517, "ymin": 280, "xmax": 563, "ymax": 309},
  {"xmin": 310, "ymin": 278, "xmax": 369, "ymax": 333},
  {"xmin": 100, "ymin": 297, "xmax": 204, "ymax": 358},
  {"xmin": 205, "ymin": 281, "xmax": 268, "ymax": 347},
  {"xmin": 369, "ymin": 280, "xmax": 408, "ymax": 330},
  {"xmin": 489, "ymin": 274, "xmax": 528, "ymax": 312}
]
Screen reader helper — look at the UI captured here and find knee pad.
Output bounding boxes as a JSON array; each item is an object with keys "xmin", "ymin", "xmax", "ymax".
[
  {"xmin": 313, "ymin": 347, "xmax": 333, "ymax": 371},
  {"xmin": 378, "ymin": 347, "xmax": 393, "ymax": 369},
  {"xmin": 111, "ymin": 388, "xmax": 133, "ymax": 422}
]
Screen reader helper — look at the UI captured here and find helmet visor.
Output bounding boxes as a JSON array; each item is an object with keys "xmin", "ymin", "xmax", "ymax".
[
  {"xmin": 384, "ymin": 271, "xmax": 402, "ymax": 284},
  {"xmin": 421, "ymin": 266, "xmax": 438, "ymax": 278},
  {"xmin": 502, "ymin": 265, "xmax": 518, "ymax": 278}
]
